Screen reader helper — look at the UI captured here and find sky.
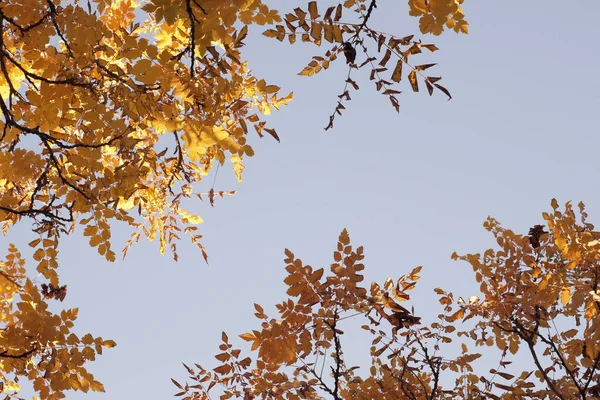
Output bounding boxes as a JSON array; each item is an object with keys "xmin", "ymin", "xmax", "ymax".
[{"xmin": 6, "ymin": 0, "xmax": 600, "ymax": 398}]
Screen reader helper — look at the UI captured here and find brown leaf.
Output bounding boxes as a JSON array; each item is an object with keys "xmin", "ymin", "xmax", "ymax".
[
  {"xmin": 171, "ymin": 378, "xmax": 183, "ymax": 389},
  {"xmin": 377, "ymin": 34, "xmax": 386, "ymax": 52},
  {"xmin": 425, "ymin": 79, "xmax": 434, "ymax": 96},
  {"xmin": 346, "ymin": 78, "xmax": 359, "ymax": 90},
  {"xmin": 264, "ymin": 128, "xmax": 280, "ymax": 142},
  {"xmin": 334, "ymin": 4, "xmax": 342, "ymax": 21},
  {"xmin": 310, "ymin": 22, "xmax": 322, "ymax": 43},
  {"xmin": 308, "ymin": 1, "xmax": 319, "ymax": 19},
  {"xmin": 208, "ymin": 188, "xmax": 215, "ymax": 207},
  {"xmin": 422, "ymin": 44, "xmax": 439, "ymax": 52},
  {"xmin": 391, "ymin": 60, "xmax": 403, "ymax": 83},
  {"xmin": 323, "ymin": 6, "xmax": 335, "ymax": 21},
  {"xmin": 213, "ymin": 364, "xmax": 231, "ymax": 375},
  {"xmin": 528, "ymin": 224, "xmax": 548, "ymax": 249},
  {"xmin": 408, "ymin": 70, "xmax": 418, "ymax": 92},
  {"xmin": 434, "ymin": 83, "xmax": 452, "ymax": 99},
  {"xmin": 405, "ymin": 43, "xmax": 422, "ymax": 55},
  {"xmin": 415, "ymin": 63, "xmax": 436, "ymax": 71},
  {"xmin": 342, "ymin": 42, "xmax": 356, "ymax": 64},
  {"xmin": 389, "ymin": 95, "xmax": 400, "ymax": 112},
  {"xmin": 379, "ymin": 49, "xmax": 391, "ymax": 67}
]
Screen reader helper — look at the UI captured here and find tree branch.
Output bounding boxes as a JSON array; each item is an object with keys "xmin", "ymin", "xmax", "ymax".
[
  {"xmin": 185, "ymin": 0, "xmax": 197, "ymax": 78},
  {"xmin": 329, "ymin": 309, "xmax": 342, "ymax": 400},
  {"xmin": 0, "ymin": 345, "xmax": 37, "ymax": 359},
  {"xmin": 46, "ymin": 0, "xmax": 73, "ymax": 57},
  {"xmin": 513, "ymin": 320, "xmax": 566, "ymax": 400},
  {"xmin": 352, "ymin": 0, "xmax": 377, "ymax": 41}
]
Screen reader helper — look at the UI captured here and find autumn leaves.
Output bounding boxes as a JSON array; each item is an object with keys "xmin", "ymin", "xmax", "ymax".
[
  {"xmin": 183, "ymin": 201, "xmax": 600, "ymax": 398},
  {"xmin": 264, "ymin": 0, "xmax": 452, "ymax": 130}
]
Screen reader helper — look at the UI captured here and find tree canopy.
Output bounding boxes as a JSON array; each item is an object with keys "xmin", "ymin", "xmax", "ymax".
[
  {"xmin": 176, "ymin": 202, "xmax": 600, "ymax": 399},
  {"xmin": 10, "ymin": 1, "xmax": 598, "ymax": 400}
]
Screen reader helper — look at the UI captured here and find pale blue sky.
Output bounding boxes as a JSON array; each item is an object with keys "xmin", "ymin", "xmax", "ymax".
[{"xmin": 8, "ymin": 0, "xmax": 600, "ymax": 398}]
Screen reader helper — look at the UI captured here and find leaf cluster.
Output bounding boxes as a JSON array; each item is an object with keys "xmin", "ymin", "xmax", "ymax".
[
  {"xmin": 177, "ymin": 201, "xmax": 600, "ymax": 399},
  {"xmin": 0, "ymin": 0, "xmax": 470, "ymax": 398},
  {"xmin": 264, "ymin": 1, "xmax": 452, "ymax": 130}
]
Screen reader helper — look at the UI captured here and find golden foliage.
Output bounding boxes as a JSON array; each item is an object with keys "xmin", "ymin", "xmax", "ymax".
[
  {"xmin": 409, "ymin": 0, "xmax": 469, "ymax": 35},
  {"xmin": 0, "ymin": 0, "xmax": 466, "ymax": 398},
  {"xmin": 179, "ymin": 203, "xmax": 600, "ymax": 399}
]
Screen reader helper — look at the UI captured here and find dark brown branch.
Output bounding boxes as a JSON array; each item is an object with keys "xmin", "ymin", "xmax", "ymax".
[
  {"xmin": 0, "ymin": 270, "xmax": 22, "ymax": 288},
  {"xmin": 541, "ymin": 331, "xmax": 584, "ymax": 397},
  {"xmin": 0, "ymin": 14, "xmax": 15, "ymax": 137},
  {"xmin": 46, "ymin": 0, "xmax": 73, "ymax": 57},
  {"xmin": 0, "ymin": 47, "xmax": 92, "ymax": 88},
  {"xmin": 185, "ymin": 0, "xmax": 197, "ymax": 78},
  {"xmin": 512, "ymin": 321, "xmax": 566, "ymax": 400},
  {"xmin": 514, "ymin": 313, "xmax": 585, "ymax": 397},
  {"xmin": 324, "ymin": 62, "xmax": 352, "ymax": 131},
  {"xmin": 0, "ymin": 201, "xmax": 75, "ymax": 223},
  {"xmin": 398, "ymin": 371, "xmax": 418, "ymax": 400},
  {"xmin": 192, "ymin": 0, "xmax": 208, "ymax": 15},
  {"xmin": 0, "ymin": 9, "xmax": 51, "ymax": 34},
  {"xmin": 0, "ymin": 345, "xmax": 37, "ymax": 359},
  {"xmin": 384, "ymin": 361, "xmax": 419, "ymax": 400},
  {"xmin": 95, "ymin": 60, "xmax": 160, "ymax": 92},
  {"xmin": 170, "ymin": 46, "xmax": 188, "ymax": 61},
  {"xmin": 28, "ymin": 126, "xmax": 128, "ymax": 150},
  {"xmin": 309, "ymin": 367, "xmax": 337, "ymax": 399},
  {"xmin": 40, "ymin": 136, "xmax": 92, "ymax": 202},
  {"xmin": 583, "ymin": 352, "xmax": 600, "ymax": 395},
  {"xmin": 415, "ymin": 336, "xmax": 440, "ymax": 400},
  {"xmin": 351, "ymin": 0, "xmax": 377, "ymax": 41},
  {"xmin": 167, "ymin": 131, "xmax": 191, "ymax": 194},
  {"xmin": 326, "ymin": 310, "xmax": 342, "ymax": 400},
  {"xmin": 29, "ymin": 159, "xmax": 50, "ymax": 208}
]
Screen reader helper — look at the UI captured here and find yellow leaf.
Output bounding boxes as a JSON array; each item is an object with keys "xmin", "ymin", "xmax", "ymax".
[
  {"xmin": 5, "ymin": 381, "xmax": 21, "ymax": 391},
  {"xmin": 231, "ymin": 155, "xmax": 245, "ymax": 182},
  {"xmin": 408, "ymin": 0, "xmax": 428, "ymax": 16},
  {"xmin": 133, "ymin": 59, "xmax": 152, "ymax": 76},
  {"xmin": 419, "ymin": 14, "xmax": 437, "ymax": 35},
  {"xmin": 83, "ymin": 225, "xmax": 98, "ymax": 237},
  {"xmin": 538, "ymin": 273, "xmax": 552, "ymax": 291},
  {"xmin": 407, "ymin": 266, "xmax": 422, "ymax": 281},
  {"xmin": 585, "ymin": 299, "xmax": 597, "ymax": 320},
  {"xmin": 454, "ymin": 19, "xmax": 469, "ymax": 34},
  {"xmin": 90, "ymin": 380, "xmax": 105, "ymax": 392},
  {"xmin": 430, "ymin": 0, "xmax": 457, "ymax": 19},
  {"xmin": 89, "ymin": 235, "xmax": 102, "ymax": 247},
  {"xmin": 239, "ymin": 332, "xmax": 256, "ymax": 342}
]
